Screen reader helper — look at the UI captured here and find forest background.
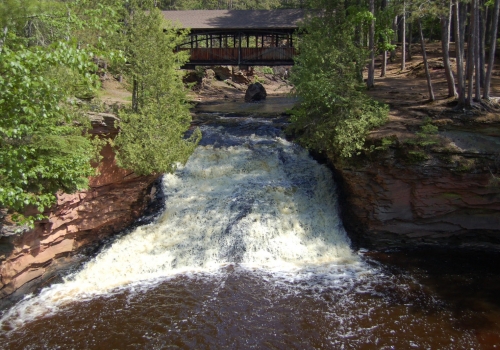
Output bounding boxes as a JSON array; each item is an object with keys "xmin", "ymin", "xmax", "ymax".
[{"xmin": 0, "ymin": 0, "xmax": 498, "ymax": 224}]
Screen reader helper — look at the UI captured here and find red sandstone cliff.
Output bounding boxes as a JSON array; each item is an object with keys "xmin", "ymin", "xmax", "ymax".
[{"xmin": 0, "ymin": 114, "xmax": 159, "ymax": 298}]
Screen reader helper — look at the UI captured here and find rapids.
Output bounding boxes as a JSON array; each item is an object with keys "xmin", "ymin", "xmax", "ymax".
[{"xmin": 1, "ymin": 111, "xmax": 499, "ymax": 349}]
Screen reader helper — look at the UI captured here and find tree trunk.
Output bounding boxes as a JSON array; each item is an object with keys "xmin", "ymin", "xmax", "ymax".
[
  {"xmin": 401, "ymin": 3, "xmax": 406, "ymax": 70},
  {"xmin": 475, "ymin": 1, "xmax": 482, "ymax": 102},
  {"xmin": 462, "ymin": 2, "xmax": 469, "ymax": 79},
  {"xmin": 381, "ymin": 51, "xmax": 387, "ymax": 77},
  {"xmin": 408, "ymin": 20, "xmax": 413, "ymax": 60},
  {"xmin": 355, "ymin": 0, "xmax": 364, "ymax": 82},
  {"xmin": 466, "ymin": 0, "xmax": 477, "ymax": 107},
  {"xmin": 441, "ymin": 1, "xmax": 457, "ymax": 97},
  {"xmin": 484, "ymin": 0, "xmax": 500, "ymax": 99},
  {"xmin": 465, "ymin": 7, "xmax": 470, "ymax": 79},
  {"xmin": 480, "ymin": 2, "xmax": 486, "ymax": 87},
  {"xmin": 419, "ymin": 19, "xmax": 435, "ymax": 101},
  {"xmin": 455, "ymin": 0, "xmax": 466, "ymax": 106},
  {"xmin": 485, "ymin": 3, "xmax": 492, "ymax": 45},
  {"xmin": 132, "ymin": 78, "xmax": 139, "ymax": 112},
  {"xmin": 367, "ymin": 0, "xmax": 375, "ymax": 88},
  {"xmin": 380, "ymin": 0, "xmax": 388, "ymax": 77}
]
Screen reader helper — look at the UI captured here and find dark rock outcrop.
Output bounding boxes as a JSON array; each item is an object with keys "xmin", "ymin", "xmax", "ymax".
[
  {"xmin": 245, "ymin": 82, "xmax": 267, "ymax": 102},
  {"xmin": 232, "ymin": 71, "xmax": 250, "ymax": 84},
  {"xmin": 211, "ymin": 66, "xmax": 251, "ymax": 84},
  {"xmin": 331, "ymin": 146, "xmax": 500, "ymax": 250},
  {"xmin": 213, "ymin": 66, "xmax": 232, "ymax": 81}
]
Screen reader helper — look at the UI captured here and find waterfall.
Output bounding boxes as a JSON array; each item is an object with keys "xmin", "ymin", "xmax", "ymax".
[
  {"xmin": 0, "ymin": 115, "xmax": 486, "ymax": 350},
  {"xmin": 1, "ymin": 124, "xmax": 357, "ymax": 330}
]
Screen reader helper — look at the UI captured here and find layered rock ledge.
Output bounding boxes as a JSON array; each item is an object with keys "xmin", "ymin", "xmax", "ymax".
[
  {"xmin": 0, "ymin": 114, "xmax": 159, "ymax": 298},
  {"xmin": 330, "ymin": 127, "xmax": 500, "ymax": 250}
]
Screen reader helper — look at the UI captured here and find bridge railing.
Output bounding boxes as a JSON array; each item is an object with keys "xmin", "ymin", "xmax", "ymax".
[{"xmin": 179, "ymin": 47, "xmax": 296, "ymax": 66}]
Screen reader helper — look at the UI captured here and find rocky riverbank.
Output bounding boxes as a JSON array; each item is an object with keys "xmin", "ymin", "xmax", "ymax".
[
  {"xmin": 329, "ymin": 41, "xmax": 500, "ymax": 250},
  {"xmin": 1, "ymin": 54, "xmax": 499, "ymax": 300},
  {"xmin": 0, "ymin": 114, "xmax": 159, "ymax": 299},
  {"xmin": 329, "ymin": 134, "xmax": 500, "ymax": 250}
]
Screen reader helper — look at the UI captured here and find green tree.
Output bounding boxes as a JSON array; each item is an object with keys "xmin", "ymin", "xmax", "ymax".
[
  {"xmin": 0, "ymin": 0, "xmax": 127, "ymax": 226},
  {"xmin": 0, "ymin": 42, "xmax": 101, "ymax": 225},
  {"xmin": 288, "ymin": 0, "xmax": 388, "ymax": 158},
  {"xmin": 113, "ymin": 2, "xmax": 201, "ymax": 175},
  {"xmin": 0, "ymin": 0, "xmax": 199, "ymax": 225},
  {"xmin": 158, "ymin": 0, "xmax": 291, "ymax": 10}
]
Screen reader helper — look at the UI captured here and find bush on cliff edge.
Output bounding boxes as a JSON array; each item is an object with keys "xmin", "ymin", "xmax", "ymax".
[{"xmin": 288, "ymin": 0, "xmax": 388, "ymax": 158}]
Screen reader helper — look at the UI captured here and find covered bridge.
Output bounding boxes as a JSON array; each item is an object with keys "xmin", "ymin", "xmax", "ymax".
[{"xmin": 161, "ymin": 10, "xmax": 306, "ymax": 67}]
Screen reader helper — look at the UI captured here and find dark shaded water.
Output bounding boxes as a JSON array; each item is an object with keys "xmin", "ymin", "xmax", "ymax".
[
  {"xmin": 2, "ymin": 251, "xmax": 500, "ymax": 349},
  {"xmin": 1, "ymin": 111, "xmax": 500, "ymax": 349}
]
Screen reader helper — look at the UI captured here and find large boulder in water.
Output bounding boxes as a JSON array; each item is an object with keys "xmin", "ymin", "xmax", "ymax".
[{"xmin": 245, "ymin": 82, "xmax": 267, "ymax": 102}]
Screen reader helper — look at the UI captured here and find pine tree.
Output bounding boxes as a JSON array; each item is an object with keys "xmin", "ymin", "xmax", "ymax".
[
  {"xmin": 288, "ymin": 0, "xmax": 388, "ymax": 158},
  {"xmin": 113, "ymin": 1, "xmax": 201, "ymax": 175}
]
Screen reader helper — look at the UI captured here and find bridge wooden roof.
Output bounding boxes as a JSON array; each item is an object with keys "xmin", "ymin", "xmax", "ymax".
[{"xmin": 161, "ymin": 9, "xmax": 306, "ymax": 31}]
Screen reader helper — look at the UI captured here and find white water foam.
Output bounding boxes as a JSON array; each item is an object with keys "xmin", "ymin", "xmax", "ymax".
[{"xmin": 1, "ymin": 133, "xmax": 361, "ymax": 330}]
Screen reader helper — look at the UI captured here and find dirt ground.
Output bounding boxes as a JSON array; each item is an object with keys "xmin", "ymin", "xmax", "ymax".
[
  {"xmin": 98, "ymin": 67, "xmax": 293, "ymax": 107},
  {"xmin": 187, "ymin": 67, "xmax": 293, "ymax": 104},
  {"xmin": 99, "ymin": 76, "xmax": 132, "ymax": 106},
  {"xmin": 365, "ymin": 42, "xmax": 500, "ymax": 142}
]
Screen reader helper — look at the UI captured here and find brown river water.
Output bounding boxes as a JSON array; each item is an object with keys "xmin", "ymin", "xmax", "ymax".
[{"xmin": 1, "ymin": 101, "xmax": 500, "ymax": 349}]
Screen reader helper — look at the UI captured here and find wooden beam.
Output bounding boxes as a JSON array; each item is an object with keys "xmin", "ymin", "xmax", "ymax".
[{"xmin": 238, "ymin": 32, "xmax": 241, "ymax": 65}]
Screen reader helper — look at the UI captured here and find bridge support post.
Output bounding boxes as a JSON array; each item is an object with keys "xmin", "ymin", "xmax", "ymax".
[{"xmin": 238, "ymin": 32, "xmax": 241, "ymax": 65}]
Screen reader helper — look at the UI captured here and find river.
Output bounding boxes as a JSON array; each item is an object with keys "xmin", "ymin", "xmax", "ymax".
[{"xmin": 1, "ymin": 100, "xmax": 500, "ymax": 349}]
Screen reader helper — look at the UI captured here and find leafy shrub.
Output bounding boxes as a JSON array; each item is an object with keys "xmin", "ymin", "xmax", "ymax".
[
  {"xmin": 0, "ymin": 43, "xmax": 102, "ymax": 225},
  {"xmin": 288, "ymin": 0, "xmax": 388, "ymax": 158}
]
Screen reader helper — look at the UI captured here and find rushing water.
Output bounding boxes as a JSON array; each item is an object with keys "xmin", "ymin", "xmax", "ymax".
[{"xmin": 1, "ymin": 113, "xmax": 500, "ymax": 349}]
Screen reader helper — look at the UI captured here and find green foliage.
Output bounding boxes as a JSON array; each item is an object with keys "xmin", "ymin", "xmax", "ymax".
[
  {"xmin": 114, "ymin": 105, "xmax": 201, "ymax": 175},
  {"xmin": 411, "ymin": 117, "xmax": 439, "ymax": 147},
  {"xmin": 0, "ymin": 0, "xmax": 197, "ymax": 226},
  {"xmin": 121, "ymin": 3, "xmax": 190, "ymax": 111},
  {"xmin": 158, "ymin": 0, "xmax": 287, "ymax": 10},
  {"xmin": 113, "ymin": 1, "xmax": 200, "ymax": 175},
  {"xmin": 252, "ymin": 75, "xmax": 264, "ymax": 84},
  {"xmin": 0, "ymin": 42, "xmax": 102, "ymax": 225},
  {"xmin": 370, "ymin": 136, "xmax": 395, "ymax": 152},
  {"xmin": 0, "ymin": 0, "xmax": 40, "ymax": 34},
  {"xmin": 288, "ymin": 0, "xmax": 388, "ymax": 158},
  {"xmin": 1, "ymin": 0, "xmax": 124, "ymax": 55},
  {"xmin": 260, "ymin": 66, "xmax": 275, "ymax": 74},
  {"xmin": 407, "ymin": 150, "xmax": 429, "ymax": 162},
  {"xmin": 375, "ymin": 6, "xmax": 396, "ymax": 53},
  {"xmin": 401, "ymin": 118, "xmax": 440, "ymax": 164}
]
